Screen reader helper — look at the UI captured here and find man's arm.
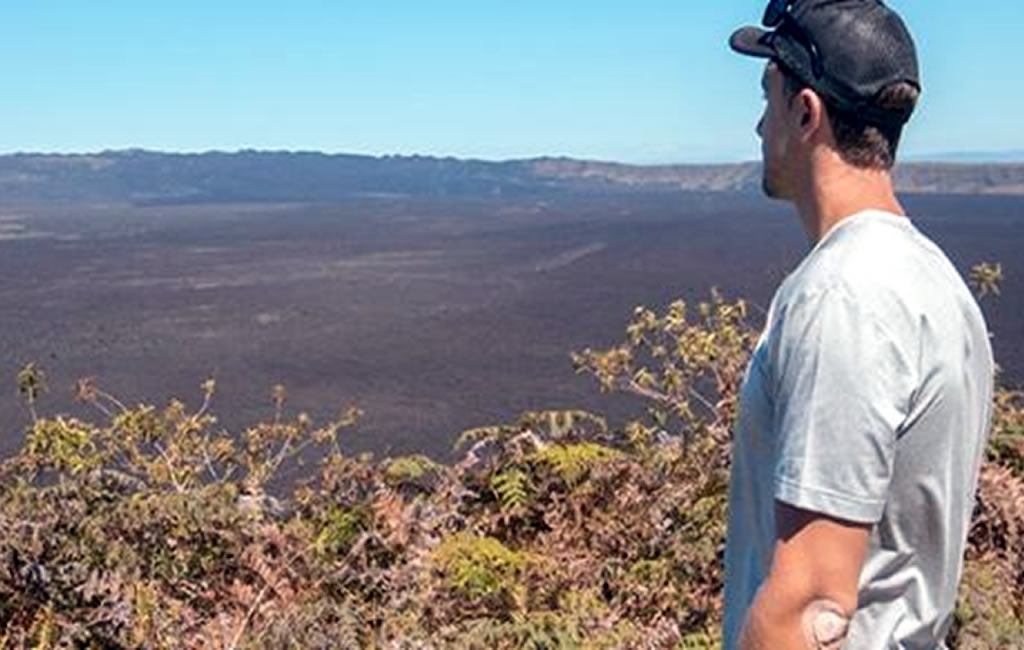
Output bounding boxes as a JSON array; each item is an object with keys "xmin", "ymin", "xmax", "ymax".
[{"xmin": 739, "ymin": 501, "xmax": 871, "ymax": 650}]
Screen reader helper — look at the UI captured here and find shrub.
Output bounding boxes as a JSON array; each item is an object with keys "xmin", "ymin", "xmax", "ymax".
[{"xmin": 0, "ymin": 267, "xmax": 1019, "ymax": 648}]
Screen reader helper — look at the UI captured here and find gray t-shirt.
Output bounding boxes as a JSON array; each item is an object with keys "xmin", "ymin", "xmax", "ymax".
[{"xmin": 722, "ymin": 210, "xmax": 994, "ymax": 649}]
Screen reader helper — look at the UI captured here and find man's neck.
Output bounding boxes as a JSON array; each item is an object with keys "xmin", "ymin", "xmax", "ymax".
[{"xmin": 792, "ymin": 156, "xmax": 905, "ymax": 245}]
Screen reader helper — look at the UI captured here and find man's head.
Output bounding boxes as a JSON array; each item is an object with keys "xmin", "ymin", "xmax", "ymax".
[{"xmin": 730, "ymin": 0, "xmax": 921, "ymax": 199}]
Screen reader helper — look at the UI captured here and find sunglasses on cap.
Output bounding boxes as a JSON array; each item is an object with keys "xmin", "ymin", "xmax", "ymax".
[{"xmin": 763, "ymin": 0, "xmax": 824, "ymax": 79}]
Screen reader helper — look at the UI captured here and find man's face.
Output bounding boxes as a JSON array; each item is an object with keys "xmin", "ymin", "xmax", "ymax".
[{"xmin": 757, "ymin": 62, "xmax": 795, "ymax": 199}]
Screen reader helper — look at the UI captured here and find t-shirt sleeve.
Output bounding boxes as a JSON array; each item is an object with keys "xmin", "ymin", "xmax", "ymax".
[{"xmin": 771, "ymin": 285, "xmax": 914, "ymax": 524}]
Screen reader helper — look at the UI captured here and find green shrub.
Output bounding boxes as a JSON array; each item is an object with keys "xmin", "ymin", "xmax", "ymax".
[{"xmin": 432, "ymin": 532, "xmax": 531, "ymax": 604}]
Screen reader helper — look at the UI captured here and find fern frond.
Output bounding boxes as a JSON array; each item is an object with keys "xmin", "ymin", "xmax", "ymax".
[
  {"xmin": 490, "ymin": 468, "xmax": 531, "ymax": 512},
  {"xmin": 530, "ymin": 442, "xmax": 622, "ymax": 486}
]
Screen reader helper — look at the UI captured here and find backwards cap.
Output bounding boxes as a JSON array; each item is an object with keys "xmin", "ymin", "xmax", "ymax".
[{"xmin": 730, "ymin": 0, "xmax": 920, "ymax": 127}]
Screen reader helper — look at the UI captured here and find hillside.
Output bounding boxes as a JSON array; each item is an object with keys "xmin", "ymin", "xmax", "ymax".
[{"xmin": 2, "ymin": 151, "xmax": 1024, "ymax": 202}]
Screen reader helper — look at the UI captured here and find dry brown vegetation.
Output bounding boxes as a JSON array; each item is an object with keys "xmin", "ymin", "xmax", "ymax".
[{"xmin": 1, "ymin": 268, "xmax": 1021, "ymax": 649}]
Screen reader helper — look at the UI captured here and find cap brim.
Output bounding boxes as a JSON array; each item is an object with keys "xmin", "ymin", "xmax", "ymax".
[{"xmin": 729, "ymin": 26, "xmax": 775, "ymax": 58}]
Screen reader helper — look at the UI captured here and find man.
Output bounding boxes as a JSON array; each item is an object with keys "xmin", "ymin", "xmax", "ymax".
[{"xmin": 723, "ymin": 1, "xmax": 994, "ymax": 648}]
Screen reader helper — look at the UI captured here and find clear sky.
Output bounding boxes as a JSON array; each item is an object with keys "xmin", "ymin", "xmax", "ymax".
[{"xmin": 0, "ymin": 1, "xmax": 1020, "ymax": 163}]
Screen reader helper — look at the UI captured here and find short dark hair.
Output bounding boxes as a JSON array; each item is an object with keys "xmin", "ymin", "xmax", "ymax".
[{"xmin": 778, "ymin": 63, "xmax": 919, "ymax": 171}]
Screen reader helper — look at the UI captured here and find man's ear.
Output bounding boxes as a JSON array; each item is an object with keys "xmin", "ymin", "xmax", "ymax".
[{"xmin": 792, "ymin": 88, "xmax": 825, "ymax": 143}]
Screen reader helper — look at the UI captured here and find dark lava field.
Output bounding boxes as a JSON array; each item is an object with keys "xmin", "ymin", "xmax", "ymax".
[{"xmin": 1, "ymin": 192, "xmax": 1020, "ymax": 469}]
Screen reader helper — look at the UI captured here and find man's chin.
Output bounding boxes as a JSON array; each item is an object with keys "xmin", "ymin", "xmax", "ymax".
[
  {"xmin": 761, "ymin": 169, "xmax": 789, "ymax": 200},
  {"xmin": 762, "ymin": 174, "xmax": 782, "ymax": 199}
]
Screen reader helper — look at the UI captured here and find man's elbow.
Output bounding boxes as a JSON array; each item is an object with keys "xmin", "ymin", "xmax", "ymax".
[
  {"xmin": 801, "ymin": 598, "xmax": 853, "ymax": 649},
  {"xmin": 741, "ymin": 576, "xmax": 856, "ymax": 649}
]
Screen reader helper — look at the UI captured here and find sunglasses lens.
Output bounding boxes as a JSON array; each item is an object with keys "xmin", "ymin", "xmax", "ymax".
[{"xmin": 763, "ymin": 0, "xmax": 787, "ymax": 27}]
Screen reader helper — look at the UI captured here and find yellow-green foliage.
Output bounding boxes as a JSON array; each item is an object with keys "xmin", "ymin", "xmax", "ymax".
[
  {"xmin": 530, "ymin": 442, "xmax": 621, "ymax": 486},
  {"xmin": 518, "ymin": 409, "xmax": 608, "ymax": 441},
  {"xmin": 439, "ymin": 611, "xmax": 586, "ymax": 649},
  {"xmin": 313, "ymin": 506, "xmax": 368, "ymax": 557},
  {"xmin": 384, "ymin": 453, "xmax": 439, "ymax": 483},
  {"xmin": 676, "ymin": 629, "xmax": 723, "ymax": 649},
  {"xmin": 455, "ymin": 409, "xmax": 608, "ymax": 452},
  {"xmin": 954, "ymin": 558, "xmax": 1024, "ymax": 649},
  {"xmin": 572, "ymin": 290, "xmax": 758, "ymax": 447},
  {"xmin": 988, "ymin": 388, "xmax": 1024, "ymax": 476},
  {"xmin": 679, "ymin": 489, "xmax": 728, "ymax": 548},
  {"xmin": 25, "ymin": 416, "xmax": 100, "ymax": 475},
  {"xmin": 969, "ymin": 261, "xmax": 1003, "ymax": 298},
  {"xmin": 432, "ymin": 532, "xmax": 531, "ymax": 602},
  {"xmin": 490, "ymin": 467, "xmax": 531, "ymax": 511},
  {"xmin": 28, "ymin": 605, "xmax": 57, "ymax": 650},
  {"xmin": 627, "ymin": 558, "xmax": 671, "ymax": 583}
]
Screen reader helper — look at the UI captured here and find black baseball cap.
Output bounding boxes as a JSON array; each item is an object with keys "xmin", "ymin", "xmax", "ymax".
[{"xmin": 730, "ymin": 0, "xmax": 920, "ymax": 127}]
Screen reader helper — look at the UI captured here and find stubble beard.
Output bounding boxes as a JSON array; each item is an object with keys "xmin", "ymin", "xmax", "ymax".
[
  {"xmin": 762, "ymin": 162, "xmax": 782, "ymax": 199},
  {"xmin": 761, "ymin": 170, "xmax": 777, "ymax": 198},
  {"xmin": 761, "ymin": 153, "xmax": 790, "ymax": 200}
]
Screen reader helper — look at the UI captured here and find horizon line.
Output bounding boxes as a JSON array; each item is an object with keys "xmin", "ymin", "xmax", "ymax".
[{"xmin": 2, "ymin": 147, "xmax": 1023, "ymax": 167}]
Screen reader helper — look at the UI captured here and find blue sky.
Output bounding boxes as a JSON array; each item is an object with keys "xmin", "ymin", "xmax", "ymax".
[{"xmin": 0, "ymin": 1, "xmax": 1020, "ymax": 163}]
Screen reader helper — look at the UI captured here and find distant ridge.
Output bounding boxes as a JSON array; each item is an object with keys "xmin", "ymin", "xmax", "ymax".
[
  {"xmin": 905, "ymin": 150, "xmax": 1024, "ymax": 164},
  {"xmin": 1, "ymin": 150, "xmax": 1022, "ymax": 202}
]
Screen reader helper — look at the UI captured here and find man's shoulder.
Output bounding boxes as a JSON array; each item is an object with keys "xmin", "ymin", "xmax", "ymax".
[
  {"xmin": 779, "ymin": 211, "xmax": 960, "ymax": 316},
  {"xmin": 768, "ymin": 210, "xmax": 991, "ymax": 379}
]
